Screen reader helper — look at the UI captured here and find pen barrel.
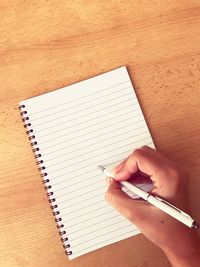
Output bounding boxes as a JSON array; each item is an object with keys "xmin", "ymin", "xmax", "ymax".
[
  {"xmin": 102, "ymin": 168, "xmax": 196, "ymax": 229},
  {"xmin": 120, "ymin": 181, "xmax": 149, "ymax": 200},
  {"xmin": 147, "ymin": 196, "xmax": 194, "ymax": 228}
]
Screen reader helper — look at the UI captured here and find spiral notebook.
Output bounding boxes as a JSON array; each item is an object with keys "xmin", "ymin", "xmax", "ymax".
[{"xmin": 19, "ymin": 66, "xmax": 154, "ymax": 260}]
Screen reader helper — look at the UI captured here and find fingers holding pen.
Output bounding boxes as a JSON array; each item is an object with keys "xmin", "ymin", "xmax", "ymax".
[
  {"xmin": 113, "ymin": 146, "xmax": 155, "ymax": 181},
  {"xmin": 105, "ymin": 177, "xmax": 149, "ymax": 227}
]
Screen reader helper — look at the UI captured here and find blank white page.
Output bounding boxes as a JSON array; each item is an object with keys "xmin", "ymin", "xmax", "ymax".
[{"xmin": 19, "ymin": 66, "xmax": 154, "ymax": 260}]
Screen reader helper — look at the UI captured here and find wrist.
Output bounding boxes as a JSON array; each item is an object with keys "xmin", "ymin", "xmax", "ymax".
[{"xmin": 162, "ymin": 230, "xmax": 200, "ymax": 267}]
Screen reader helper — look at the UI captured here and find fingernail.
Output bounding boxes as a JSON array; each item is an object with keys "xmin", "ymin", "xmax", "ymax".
[{"xmin": 106, "ymin": 177, "xmax": 113, "ymax": 185}]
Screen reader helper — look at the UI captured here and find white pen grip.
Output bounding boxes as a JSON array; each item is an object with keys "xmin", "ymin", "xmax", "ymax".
[
  {"xmin": 101, "ymin": 168, "xmax": 196, "ymax": 228},
  {"xmin": 120, "ymin": 181, "xmax": 149, "ymax": 200},
  {"xmin": 148, "ymin": 196, "xmax": 194, "ymax": 228}
]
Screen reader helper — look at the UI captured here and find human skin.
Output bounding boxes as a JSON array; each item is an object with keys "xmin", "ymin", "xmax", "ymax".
[{"xmin": 105, "ymin": 146, "xmax": 200, "ymax": 267}]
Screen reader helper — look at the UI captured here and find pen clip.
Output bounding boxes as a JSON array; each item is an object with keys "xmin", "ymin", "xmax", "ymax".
[{"xmin": 155, "ymin": 196, "xmax": 193, "ymax": 220}]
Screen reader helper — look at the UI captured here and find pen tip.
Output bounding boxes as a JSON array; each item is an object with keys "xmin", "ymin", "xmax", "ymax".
[{"xmin": 98, "ymin": 165, "xmax": 105, "ymax": 171}]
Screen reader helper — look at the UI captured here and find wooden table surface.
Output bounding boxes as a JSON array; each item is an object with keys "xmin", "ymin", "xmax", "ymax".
[{"xmin": 1, "ymin": 1, "xmax": 200, "ymax": 266}]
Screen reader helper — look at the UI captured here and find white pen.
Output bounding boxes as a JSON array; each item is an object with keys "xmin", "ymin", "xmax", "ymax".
[{"xmin": 98, "ymin": 165, "xmax": 199, "ymax": 229}]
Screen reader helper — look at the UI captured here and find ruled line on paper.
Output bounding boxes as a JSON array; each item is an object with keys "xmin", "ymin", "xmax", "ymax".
[
  {"xmin": 60, "ymin": 202, "xmax": 109, "ymax": 221},
  {"xmin": 46, "ymin": 131, "xmax": 149, "ymax": 170},
  {"xmin": 37, "ymin": 110, "xmax": 138, "ymax": 141},
  {"xmin": 71, "ymin": 224, "xmax": 132, "ymax": 248},
  {"xmin": 32, "ymin": 91, "xmax": 134, "ymax": 127},
  {"xmin": 58, "ymin": 199, "xmax": 104, "ymax": 213},
  {"xmin": 55, "ymin": 186, "xmax": 105, "ymax": 207},
  {"xmin": 38, "ymin": 109, "xmax": 141, "ymax": 152},
  {"xmin": 73, "ymin": 229, "xmax": 138, "ymax": 255},
  {"xmin": 47, "ymin": 148, "xmax": 134, "ymax": 176},
  {"xmin": 61, "ymin": 203, "xmax": 113, "ymax": 223},
  {"xmin": 49, "ymin": 166, "xmax": 101, "ymax": 183},
  {"xmin": 34, "ymin": 102, "xmax": 138, "ymax": 147},
  {"xmin": 48, "ymin": 141, "xmax": 153, "ymax": 186},
  {"xmin": 48, "ymin": 148, "xmax": 134, "ymax": 177},
  {"xmin": 56, "ymin": 190, "xmax": 103, "ymax": 207},
  {"xmin": 40, "ymin": 133, "xmax": 145, "ymax": 170},
  {"xmin": 36, "ymin": 116, "xmax": 136, "ymax": 150},
  {"xmin": 48, "ymin": 148, "xmax": 141, "ymax": 187},
  {"xmin": 38, "ymin": 115, "xmax": 145, "ymax": 153},
  {"xmin": 50, "ymin": 172, "xmax": 102, "ymax": 187},
  {"xmin": 53, "ymin": 179, "xmax": 104, "ymax": 201},
  {"xmin": 38, "ymin": 113, "xmax": 143, "ymax": 154},
  {"xmin": 52, "ymin": 177, "xmax": 103, "ymax": 195},
  {"xmin": 48, "ymin": 143, "xmax": 153, "ymax": 183},
  {"xmin": 34, "ymin": 102, "xmax": 139, "ymax": 134},
  {"xmin": 21, "ymin": 67, "xmax": 155, "ymax": 259},
  {"xmin": 53, "ymin": 177, "xmax": 103, "ymax": 194},
  {"xmin": 69, "ymin": 214, "xmax": 121, "ymax": 236},
  {"xmin": 56, "ymin": 189, "xmax": 105, "ymax": 208},
  {"xmin": 48, "ymin": 157, "xmax": 121, "ymax": 185},
  {"xmin": 56, "ymin": 184, "xmax": 105, "ymax": 204},
  {"xmin": 46, "ymin": 137, "xmax": 151, "ymax": 175},
  {"xmin": 37, "ymin": 106, "xmax": 140, "ymax": 139},
  {"xmin": 47, "ymin": 131, "xmax": 147, "ymax": 165},
  {"xmin": 62, "ymin": 203, "xmax": 111, "ymax": 222},
  {"xmin": 59, "ymin": 206, "xmax": 110, "ymax": 221},
  {"xmin": 28, "ymin": 80, "xmax": 130, "ymax": 116},
  {"xmin": 42, "ymin": 122, "xmax": 146, "ymax": 162},
  {"xmin": 70, "ymin": 217, "xmax": 125, "ymax": 242},
  {"xmin": 55, "ymin": 185, "xmax": 105, "ymax": 204},
  {"xmin": 64, "ymin": 210, "xmax": 115, "ymax": 228},
  {"xmin": 30, "ymin": 86, "xmax": 134, "ymax": 124}
]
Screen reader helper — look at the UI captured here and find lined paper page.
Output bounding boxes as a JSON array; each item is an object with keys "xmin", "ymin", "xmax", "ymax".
[{"xmin": 20, "ymin": 67, "xmax": 154, "ymax": 259}]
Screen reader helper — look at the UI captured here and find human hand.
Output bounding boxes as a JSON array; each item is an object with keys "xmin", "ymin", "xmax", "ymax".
[{"xmin": 105, "ymin": 146, "xmax": 200, "ymax": 267}]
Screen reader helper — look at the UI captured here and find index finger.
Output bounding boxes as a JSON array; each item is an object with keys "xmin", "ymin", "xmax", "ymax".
[{"xmin": 114, "ymin": 146, "xmax": 166, "ymax": 181}]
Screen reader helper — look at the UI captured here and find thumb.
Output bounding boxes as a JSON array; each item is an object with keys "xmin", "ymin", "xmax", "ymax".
[{"xmin": 105, "ymin": 178, "xmax": 150, "ymax": 227}]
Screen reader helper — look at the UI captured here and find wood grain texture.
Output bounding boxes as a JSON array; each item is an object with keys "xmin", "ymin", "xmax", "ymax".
[{"xmin": 0, "ymin": 1, "xmax": 200, "ymax": 266}]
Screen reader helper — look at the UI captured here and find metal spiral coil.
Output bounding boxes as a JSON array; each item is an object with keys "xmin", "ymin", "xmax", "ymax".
[{"xmin": 18, "ymin": 104, "xmax": 72, "ymax": 256}]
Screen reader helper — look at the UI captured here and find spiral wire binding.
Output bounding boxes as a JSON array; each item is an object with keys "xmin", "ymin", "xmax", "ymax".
[{"xmin": 19, "ymin": 104, "xmax": 72, "ymax": 256}]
